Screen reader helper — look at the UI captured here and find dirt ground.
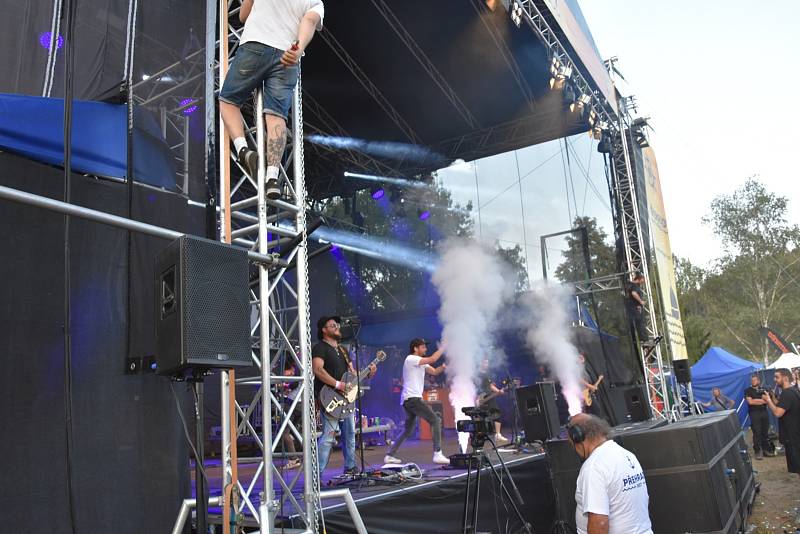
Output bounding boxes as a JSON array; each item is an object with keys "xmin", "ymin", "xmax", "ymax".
[{"xmin": 746, "ymin": 434, "xmax": 800, "ymax": 533}]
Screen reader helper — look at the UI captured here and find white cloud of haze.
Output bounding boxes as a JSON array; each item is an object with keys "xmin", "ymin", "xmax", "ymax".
[
  {"xmin": 432, "ymin": 238, "xmax": 512, "ymax": 452},
  {"xmin": 520, "ymin": 281, "xmax": 583, "ymax": 416}
]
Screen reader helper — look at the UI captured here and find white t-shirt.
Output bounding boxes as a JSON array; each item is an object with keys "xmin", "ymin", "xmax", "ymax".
[
  {"xmin": 240, "ymin": 0, "xmax": 325, "ymax": 52},
  {"xmin": 400, "ymin": 355, "xmax": 429, "ymax": 403},
  {"xmin": 575, "ymin": 440, "xmax": 652, "ymax": 534}
]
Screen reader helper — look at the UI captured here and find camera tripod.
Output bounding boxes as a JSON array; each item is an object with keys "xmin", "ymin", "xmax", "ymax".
[{"xmin": 461, "ymin": 435, "xmax": 533, "ymax": 534}]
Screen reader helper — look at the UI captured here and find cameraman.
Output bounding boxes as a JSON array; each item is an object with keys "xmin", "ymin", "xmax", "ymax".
[
  {"xmin": 745, "ymin": 374, "xmax": 772, "ymax": 459},
  {"xmin": 763, "ymin": 368, "xmax": 800, "ymax": 479}
]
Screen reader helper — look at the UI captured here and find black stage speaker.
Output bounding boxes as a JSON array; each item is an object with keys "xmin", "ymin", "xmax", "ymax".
[
  {"xmin": 673, "ymin": 358, "xmax": 692, "ymax": 383},
  {"xmin": 547, "ymin": 412, "xmax": 753, "ymax": 534},
  {"xmin": 624, "ymin": 385, "xmax": 651, "ymax": 422},
  {"xmin": 516, "ymin": 382, "xmax": 560, "ymax": 442},
  {"xmin": 155, "ymin": 236, "xmax": 252, "ymax": 376}
]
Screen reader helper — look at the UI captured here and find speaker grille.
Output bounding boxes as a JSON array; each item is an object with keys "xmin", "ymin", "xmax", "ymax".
[{"xmin": 180, "ymin": 237, "xmax": 250, "ymax": 366}]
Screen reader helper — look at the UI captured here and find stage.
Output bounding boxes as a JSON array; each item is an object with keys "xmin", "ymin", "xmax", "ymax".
[{"xmin": 200, "ymin": 431, "xmax": 556, "ymax": 533}]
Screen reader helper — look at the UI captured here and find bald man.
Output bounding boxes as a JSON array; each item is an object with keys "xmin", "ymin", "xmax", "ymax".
[{"xmin": 568, "ymin": 414, "xmax": 653, "ymax": 534}]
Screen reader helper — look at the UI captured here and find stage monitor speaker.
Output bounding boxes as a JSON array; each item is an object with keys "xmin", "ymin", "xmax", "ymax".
[
  {"xmin": 155, "ymin": 236, "xmax": 252, "ymax": 376},
  {"xmin": 673, "ymin": 359, "xmax": 691, "ymax": 383},
  {"xmin": 624, "ymin": 385, "xmax": 651, "ymax": 422},
  {"xmin": 516, "ymin": 382, "xmax": 560, "ymax": 442}
]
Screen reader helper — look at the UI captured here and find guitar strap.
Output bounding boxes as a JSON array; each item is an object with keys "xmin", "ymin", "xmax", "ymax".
[{"xmin": 337, "ymin": 344, "xmax": 352, "ymax": 368}]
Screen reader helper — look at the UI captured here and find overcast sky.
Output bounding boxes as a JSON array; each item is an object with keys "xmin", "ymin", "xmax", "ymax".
[{"xmin": 577, "ymin": 0, "xmax": 800, "ymax": 267}]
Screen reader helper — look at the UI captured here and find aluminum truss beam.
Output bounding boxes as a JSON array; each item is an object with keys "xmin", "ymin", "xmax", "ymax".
[{"xmin": 512, "ymin": 0, "xmax": 672, "ymax": 420}]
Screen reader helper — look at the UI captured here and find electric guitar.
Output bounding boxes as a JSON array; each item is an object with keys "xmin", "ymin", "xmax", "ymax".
[
  {"xmin": 319, "ymin": 350, "xmax": 386, "ymax": 419},
  {"xmin": 582, "ymin": 375, "xmax": 604, "ymax": 407},
  {"xmin": 476, "ymin": 389, "xmax": 504, "ymax": 407}
]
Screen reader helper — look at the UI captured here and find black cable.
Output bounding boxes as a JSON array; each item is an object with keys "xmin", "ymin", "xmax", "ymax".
[
  {"xmin": 169, "ymin": 381, "xmax": 209, "ymax": 484},
  {"xmin": 62, "ymin": 0, "xmax": 78, "ymax": 530}
]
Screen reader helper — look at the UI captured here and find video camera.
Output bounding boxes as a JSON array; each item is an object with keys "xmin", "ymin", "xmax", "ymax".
[{"xmin": 457, "ymin": 406, "xmax": 500, "ymax": 449}]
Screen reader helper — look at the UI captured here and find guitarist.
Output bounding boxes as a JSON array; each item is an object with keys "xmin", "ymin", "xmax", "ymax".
[
  {"xmin": 578, "ymin": 352, "xmax": 602, "ymax": 415},
  {"xmin": 384, "ymin": 338, "xmax": 450, "ymax": 465},
  {"xmin": 477, "ymin": 358, "xmax": 510, "ymax": 445},
  {"xmin": 312, "ymin": 315, "xmax": 376, "ymax": 475}
]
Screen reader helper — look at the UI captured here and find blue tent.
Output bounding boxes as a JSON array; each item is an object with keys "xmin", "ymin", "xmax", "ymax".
[{"xmin": 691, "ymin": 347, "xmax": 763, "ymax": 427}]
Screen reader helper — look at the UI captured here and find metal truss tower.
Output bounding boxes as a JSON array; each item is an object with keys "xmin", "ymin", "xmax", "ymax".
[
  {"xmin": 214, "ymin": 2, "xmax": 322, "ymax": 532},
  {"xmin": 511, "ymin": 0, "xmax": 673, "ymax": 419}
]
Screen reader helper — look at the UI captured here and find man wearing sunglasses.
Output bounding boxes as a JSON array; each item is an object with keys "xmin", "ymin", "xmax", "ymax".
[{"xmin": 312, "ymin": 315, "xmax": 375, "ymax": 475}]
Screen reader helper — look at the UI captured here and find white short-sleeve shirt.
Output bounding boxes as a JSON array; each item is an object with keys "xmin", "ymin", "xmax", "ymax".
[
  {"xmin": 240, "ymin": 0, "xmax": 325, "ymax": 52},
  {"xmin": 400, "ymin": 355, "xmax": 429, "ymax": 403},
  {"xmin": 575, "ymin": 440, "xmax": 653, "ymax": 534}
]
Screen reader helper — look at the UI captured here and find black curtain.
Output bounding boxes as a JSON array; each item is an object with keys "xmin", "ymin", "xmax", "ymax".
[{"xmin": 0, "ymin": 152, "xmax": 203, "ymax": 532}]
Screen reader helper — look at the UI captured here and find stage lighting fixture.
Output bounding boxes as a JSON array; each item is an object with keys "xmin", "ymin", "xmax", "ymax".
[
  {"xmin": 549, "ymin": 57, "xmax": 573, "ymax": 91},
  {"xmin": 39, "ymin": 31, "xmax": 63, "ymax": 50},
  {"xmin": 588, "ymin": 108, "xmax": 598, "ymax": 127},
  {"xmin": 510, "ymin": 1, "xmax": 524, "ymax": 27},
  {"xmin": 179, "ymin": 98, "xmax": 198, "ymax": 115},
  {"xmin": 418, "ymin": 209, "xmax": 431, "ymax": 221},
  {"xmin": 569, "ymin": 94, "xmax": 591, "ymax": 115},
  {"xmin": 370, "ymin": 186, "xmax": 385, "ymax": 200}
]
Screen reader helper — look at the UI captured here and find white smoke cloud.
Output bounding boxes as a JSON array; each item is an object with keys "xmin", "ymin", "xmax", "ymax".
[
  {"xmin": 432, "ymin": 238, "xmax": 512, "ymax": 452},
  {"xmin": 521, "ymin": 281, "xmax": 583, "ymax": 416}
]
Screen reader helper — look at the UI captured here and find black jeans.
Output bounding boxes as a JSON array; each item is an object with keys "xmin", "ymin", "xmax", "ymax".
[
  {"xmin": 388, "ymin": 397, "xmax": 442, "ymax": 455},
  {"xmin": 750, "ymin": 410, "xmax": 771, "ymax": 453}
]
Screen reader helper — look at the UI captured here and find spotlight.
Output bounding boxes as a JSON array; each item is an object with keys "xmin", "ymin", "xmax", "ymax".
[
  {"xmin": 39, "ymin": 32, "xmax": 64, "ymax": 50},
  {"xmin": 179, "ymin": 98, "xmax": 198, "ymax": 116},
  {"xmin": 549, "ymin": 57, "xmax": 572, "ymax": 90},
  {"xmin": 418, "ymin": 209, "xmax": 431, "ymax": 221},
  {"xmin": 570, "ymin": 94, "xmax": 591, "ymax": 115},
  {"xmin": 510, "ymin": 1, "xmax": 524, "ymax": 27},
  {"xmin": 370, "ymin": 186, "xmax": 385, "ymax": 200}
]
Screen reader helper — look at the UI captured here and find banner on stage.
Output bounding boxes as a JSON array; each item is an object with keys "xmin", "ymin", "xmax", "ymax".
[{"xmin": 641, "ymin": 147, "xmax": 689, "ymax": 361}]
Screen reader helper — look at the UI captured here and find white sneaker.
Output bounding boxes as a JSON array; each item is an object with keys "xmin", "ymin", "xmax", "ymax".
[
  {"xmin": 383, "ymin": 454, "xmax": 402, "ymax": 464},
  {"xmin": 495, "ymin": 434, "xmax": 510, "ymax": 445},
  {"xmin": 432, "ymin": 451, "xmax": 450, "ymax": 465}
]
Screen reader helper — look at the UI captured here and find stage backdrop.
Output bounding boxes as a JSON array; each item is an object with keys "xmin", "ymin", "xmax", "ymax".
[{"xmin": 0, "ymin": 152, "xmax": 204, "ymax": 533}]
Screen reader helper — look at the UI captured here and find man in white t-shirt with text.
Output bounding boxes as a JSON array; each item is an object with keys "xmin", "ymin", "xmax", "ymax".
[
  {"xmin": 384, "ymin": 338, "xmax": 450, "ymax": 465},
  {"xmin": 219, "ymin": 0, "xmax": 324, "ymax": 199},
  {"xmin": 568, "ymin": 413, "xmax": 653, "ymax": 534}
]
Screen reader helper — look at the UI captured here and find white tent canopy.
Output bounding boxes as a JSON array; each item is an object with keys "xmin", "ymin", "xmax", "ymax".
[{"xmin": 767, "ymin": 352, "xmax": 800, "ymax": 369}]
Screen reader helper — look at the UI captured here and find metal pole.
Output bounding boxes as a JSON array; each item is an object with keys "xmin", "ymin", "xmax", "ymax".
[
  {"xmin": 0, "ymin": 185, "xmax": 285, "ymax": 267},
  {"xmin": 171, "ymin": 496, "xmax": 224, "ymax": 534},
  {"xmin": 183, "ymin": 115, "xmax": 190, "ymax": 195},
  {"xmin": 194, "ymin": 377, "xmax": 208, "ymax": 534},
  {"xmin": 318, "ymin": 489, "xmax": 368, "ymax": 534},
  {"xmin": 256, "ymin": 87, "xmax": 275, "ymax": 534}
]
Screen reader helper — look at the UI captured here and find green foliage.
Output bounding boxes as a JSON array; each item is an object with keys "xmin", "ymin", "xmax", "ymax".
[
  {"xmin": 677, "ymin": 178, "xmax": 800, "ymax": 365},
  {"xmin": 317, "ymin": 181, "xmax": 529, "ymax": 313}
]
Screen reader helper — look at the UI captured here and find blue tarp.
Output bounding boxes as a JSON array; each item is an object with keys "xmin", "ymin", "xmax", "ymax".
[
  {"xmin": 0, "ymin": 93, "xmax": 176, "ymax": 190},
  {"xmin": 691, "ymin": 346, "xmax": 763, "ymax": 427}
]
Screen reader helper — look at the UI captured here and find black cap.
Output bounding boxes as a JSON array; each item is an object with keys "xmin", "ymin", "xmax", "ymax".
[
  {"xmin": 409, "ymin": 337, "xmax": 427, "ymax": 354},
  {"xmin": 317, "ymin": 315, "xmax": 342, "ymax": 340}
]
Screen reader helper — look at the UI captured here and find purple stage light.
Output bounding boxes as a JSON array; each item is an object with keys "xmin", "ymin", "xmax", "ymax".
[
  {"xmin": 418, "ymin": 210, "xmax": 430, "ymax": 221},
  {"xmin": 180, "ymin": 98, "xmax": 198, "ymax": 115},
  {"xmin": 329, "ymin": 244, "xmax": 339, "ymax": 252},
  {"xmin": 39, "ymin": 32, "xmax": 64, "ymax": 50},
  {"xmin": 371, "ymin": 188, "xmax": 385, "ymax": 200}
]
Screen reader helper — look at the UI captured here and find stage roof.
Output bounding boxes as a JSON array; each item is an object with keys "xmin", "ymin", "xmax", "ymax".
[{"xmin": 298, "ymin": 0, "xmax": 617, "ymax": 199}]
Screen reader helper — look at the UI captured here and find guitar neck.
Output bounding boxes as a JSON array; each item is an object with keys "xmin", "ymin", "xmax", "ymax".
[{"xmin": 356, "ymin": 356, "xmax": 382, "ymax": 381}]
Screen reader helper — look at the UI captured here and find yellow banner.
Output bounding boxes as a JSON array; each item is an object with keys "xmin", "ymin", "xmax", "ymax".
[{"xmin": 641, "ymin": 147, "xmax": 689, "ymax": 360}]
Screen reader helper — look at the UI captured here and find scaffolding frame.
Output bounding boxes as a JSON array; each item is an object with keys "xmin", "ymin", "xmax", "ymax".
[{"xmin": 512, "ymin": 0, "xmax": 674, "ymax": 419}]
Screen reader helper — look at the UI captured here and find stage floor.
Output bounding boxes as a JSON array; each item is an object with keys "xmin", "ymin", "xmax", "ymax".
[{"xmin": 198, "ymin": 430, "xmax": 554, "ymax": 531}]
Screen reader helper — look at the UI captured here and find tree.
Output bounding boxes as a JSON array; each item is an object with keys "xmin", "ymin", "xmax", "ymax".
[
  {"xmin": 699, "ymin": 178, "xmax": 800, "ymax": 364},
  {"xmin": 554, "ymin": 216, "xmax": 617, "ymax": 283},
  {"xmin": 674, "ymin": 255, "xmax": 712, "ymax": 362},
  {"xmin": 554, "ymin": 216, "xmax": 628, "ymax": 338}
]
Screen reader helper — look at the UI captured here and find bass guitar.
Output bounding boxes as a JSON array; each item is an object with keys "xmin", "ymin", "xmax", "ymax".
[
  {"xmin": 319, "ymin": 350, "xmax": 386, "ymax": 419},
  {"xmin": 582, "ymin": 375, "xmax": 604, "ymax": 407}
]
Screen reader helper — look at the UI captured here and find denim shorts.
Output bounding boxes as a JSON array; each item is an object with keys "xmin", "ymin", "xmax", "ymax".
[{"xmin": 219, "ymin": 42, "xmax": 299, "ymax": 119}]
